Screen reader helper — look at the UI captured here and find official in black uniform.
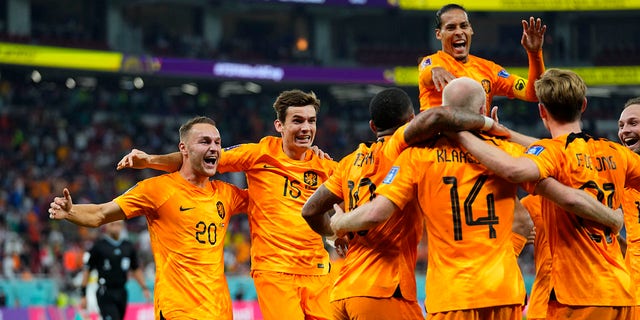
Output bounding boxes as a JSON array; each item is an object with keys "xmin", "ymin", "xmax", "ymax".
[{"xmin": 80, "ymin": 220, "xmax": 150, "ymax": 320}]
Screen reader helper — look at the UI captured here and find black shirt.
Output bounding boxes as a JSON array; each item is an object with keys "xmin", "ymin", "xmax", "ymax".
[{"xmin": 86, "ymin": 236, "xmax": 140, "ymax": 289}]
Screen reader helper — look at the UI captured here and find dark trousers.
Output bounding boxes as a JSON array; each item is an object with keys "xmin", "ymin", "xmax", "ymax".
[{"xmin": 96, "ymin": 286, "xmax": 128, "ymax": 320}]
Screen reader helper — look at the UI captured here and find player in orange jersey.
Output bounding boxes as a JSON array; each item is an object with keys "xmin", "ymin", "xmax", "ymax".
[
  {"xmin": 418, "ymin": 3, "xmax": 546, "ymax": 113},
  {"xmin": 118, "ymin": 90, "xmax": 337, "ymax": 319},
  {"xmin": 519, "ymin": 194, "xmax": 551, "ymax": 320},
  {"xmin": 48, "ymin": 116, "xmax": 249, "ymax": 320},
  {"xmin": 618, "ymin": 96, "xmax": 640, "ymax": 308},
  {"xmin": 302, "ymin": 87, "xmax": 512, "ymax": 319},
  {"xmin": 452, "ymin": 69, "xmax": 637, "ymax": 319},
  {"xmin": 329, "ymin": 77, "xmax": 624, "ymax": 320}
]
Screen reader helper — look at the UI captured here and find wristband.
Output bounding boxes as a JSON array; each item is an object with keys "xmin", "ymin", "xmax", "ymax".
[
  {"xmin": 80, "ymin": 286, "xmax": 87, "ymax": 296},
  {"xmin": 482, "ymin": 116, "xmax": 494, "ymax": 131}
]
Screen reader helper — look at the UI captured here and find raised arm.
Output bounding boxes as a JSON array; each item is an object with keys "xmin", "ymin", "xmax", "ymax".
[
  {"xmin": 404, "ymin": 106, "xmax": 510, "ymax": 145},
  {"xmin": 48, "ymin": 188, "xmax": 126, "ymax": 228},
  {"xmin": 117, "ymin": 149, "xmax": 182, "ymax": 172},
  {"xmin": 534, "ymin": 178, "xmax": 624, "ymax": 233},
  {"xmin": 515, "ymin": 16, "xmax": 546, "ymax": 102},
  {"xmin": 454, "ymin": 131, "xmax": 540, "ymax": 183},
  {"xmin": 301, "ymin": 185, "xmax": 342, "ymax": 237}
]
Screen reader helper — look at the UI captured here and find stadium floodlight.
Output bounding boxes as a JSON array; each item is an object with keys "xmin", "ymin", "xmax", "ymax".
[
  {"xmin": 65, "ymin": 78, "xmax": 76, "ymax": 89},
  {"xmin": 31, "ymin": 70, "xmax": 42, "ymax": 83},
  {"xmin": 181, "ymin": 83, "xmax": 198, "ymax": 95},
  {"xmin": 133, "ymin": 77, "xmax": 144, "ymax": 89}
]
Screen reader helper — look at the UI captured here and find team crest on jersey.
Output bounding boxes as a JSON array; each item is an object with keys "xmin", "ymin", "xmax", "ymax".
[
  {"xmin": 514, "ymin": 78, "xmax": 525, "ymax": 91},
  {"xmin": 526, "ymin": 145, "xmax": 545, "ymax": 156},
  {"xmin": 420, "ymin": 57, "xmax": 432, "ymax": 69},
  {"xmin": 498, "ymin": 69, "xmax": 510, "ymax": 78},
  {"xmin": 223, "ymin": 144, "xmax": 241, "ymax": 151},
  {"xmin": 216, "ymin": 201, "xmax": 226, "ymax": 219},
  {"xmin": 481, "ymin": 79, "xmax": 491, "ymax": 94},
  {"xmin": 303, "ymin": 171, "xmax": 318, "ymax": 187},
  {"xmin": 383, "ymin": 166, "xmax": 399, "ymax": 184}
]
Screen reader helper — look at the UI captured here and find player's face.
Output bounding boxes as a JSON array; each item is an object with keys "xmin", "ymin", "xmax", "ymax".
[
  {"xmin": 618, "ymin": 104, "xmax": 640, "ymax": 154},
  {"xmin": 275, "ymin": 105, "xmax": 317, "ymax": 152},
  {"xmin": 184, "ymin": 123, "xmax": 222, "ymax": 177},
  {"xmin": 436, "ymin": 8, "xmax": 473, "ymax": 62}
]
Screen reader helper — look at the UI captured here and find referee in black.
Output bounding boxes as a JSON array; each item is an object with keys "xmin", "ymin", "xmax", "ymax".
[{"xmin": 80, "ymin": 220, "xmax": 150, "ymax": 320}]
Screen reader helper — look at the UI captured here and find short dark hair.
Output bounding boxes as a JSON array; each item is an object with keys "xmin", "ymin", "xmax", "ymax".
[
  {"xmin": 179, "ymin": 116, "xmax": 216, "ymax": 141},
  {"xmin": 273, "ymin": 90, "xmax": 320, "ymax": 123},
  {"xmin": 436, "ymin": 3, "xmax": 467, "ymax": 29},
  {"xmin": 369, "ymin": 88, "xmax": 414, "ymax": 132}
]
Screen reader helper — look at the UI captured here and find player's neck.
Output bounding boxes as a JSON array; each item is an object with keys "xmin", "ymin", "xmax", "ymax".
[
  {"xmin": 179, "ymin": 170, "xmax": 213, "ymax": 189},
  {"xmin": 282, "ymin": 144, "xmax": 308, "ymax": 161},
  {"xmin": 549, "ymin": 121, "xmax": 582, "ymax": 138}
]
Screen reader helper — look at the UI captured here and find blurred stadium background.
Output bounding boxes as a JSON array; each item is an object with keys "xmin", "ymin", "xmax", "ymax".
[{"xmin": 1, "ymin": 0, "xmax": 640, "ymax": 319}]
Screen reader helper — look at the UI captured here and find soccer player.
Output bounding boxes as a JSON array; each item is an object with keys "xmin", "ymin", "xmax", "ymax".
[
  {"xmin": 79, "ymin": 220, "xmax": 150, "ymax": 320},
  {"xmin": 418, "ymin": 3, "xmax": 546, "ymax": 113},
  {"xmin": 117, "ymin": 90, "xmax": 337, "ymax": 319},
  {"xmin": 618, "ymin": 96, "xmax": 640, "ymax": 307},
  {"xmin": 329, "ymin": 77, "xmax": 624, "ymax": 320},
  {"xmin": 49, "ymin": 116, "xmax": 249, "ymax": 320},
  {"xmin": 519, "ymin": 194, "xmax": 550, "ymax": 320},
  {"xmin": 302, "ymin": 87, "xmax": 510, "ymax": 319},
  {"xmin": 452, "ymin": 69, "xmax": 637, "ymax": 319}
]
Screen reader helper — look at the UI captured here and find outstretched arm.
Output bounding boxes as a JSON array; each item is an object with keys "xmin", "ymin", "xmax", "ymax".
[
  {"xmin": 404, "ymin": 106, "xmax": 510, "ymax": 145},
  {"xmin": 48, "ymin": 188, "xmax": 126, "ymax": 227},
  {"xmin": 330, "ymin": 196, "xmax": 398, "ymax": 236},
  {"xmin": 534, "ymin": 178, "xmax": 624, "ymax": 233},
  {"xmin": 490, "ymin": 106, "xmax": 538, "ymax": 147},
  {"xmin": 453, "ymin": 131, "xmax": 540, "ymax": 183},
  {"xmin": 515, "ymin": 16, "xmax": 546, "ymax": 102},
  {"xmin": 117, "ymin": 149, "xmax": 182, "ymax": 172},
  {"xmin": 301, "ymin": 185, "xmax": 343, "ymax": 237}
]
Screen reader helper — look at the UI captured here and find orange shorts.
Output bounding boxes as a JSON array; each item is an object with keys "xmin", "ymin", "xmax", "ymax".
[
  {"xmin": 427, "ymin": 305, "xmax": 522, "ymax": 320},
  {"xmin": 251, "ymin": 270, "xmax": 332, "ymax": 320},
  {"xmin": 547, "ymin": 300, "xmax": 637, "ymax": 320},
  {"xmin": 331, "ymin": 296, "xmax": 424, "ymax": 320}
]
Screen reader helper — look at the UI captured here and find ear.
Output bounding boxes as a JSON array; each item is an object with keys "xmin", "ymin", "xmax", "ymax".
[
  {"xmin": 581, "ymin": 97, "xmax": 587, "ymax": 113},
  {"xmin": 538, "ymin": 103, "xmax": 547, "ymax": 120},
  {"xmin": 274, "ymin": 119, "xmax": 284, "ymax": 133},
  {"xmin": 435, "ymin": 28, "xmax": 442, "ymax": 40},
  {"xmin": 179, "ymin": 141, "xmax": 187, "ymax": 155},
  {"xmin": 369, "ymin": 120, "xmax": 377, "ymax": 135}
]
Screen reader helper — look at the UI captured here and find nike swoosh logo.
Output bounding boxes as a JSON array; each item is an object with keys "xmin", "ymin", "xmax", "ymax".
[
  {"xmin": 179, "ymin": 206, "xmax": 195, "ymax": 212},
  {"xmin": 263, "ymin": 165, "xmax": 277, "ymax": 169}
]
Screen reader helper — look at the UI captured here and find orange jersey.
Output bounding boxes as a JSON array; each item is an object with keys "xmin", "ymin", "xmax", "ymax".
[
  {"xmin": 520, "ymin": 195, "xmax": 551, "ymax": 319},
  {"xmin": 418, "ymin": 51, "xmax": 534, "ymax": 113},
  {"xmin": 219, "ymin": 136, "xmax": 337, "ymax": 275},
  {"xmin": 377, "ymin": 134, "xmax": 526, "ymax": 313},
  {"xmin": 114, "ymin": 172, "xmax": 248, "ymax": 320},
  {"xmin": 323, "ymin": 125, "xmax": 423, "ymax": 302},
  {"xmin": 621, "ymin": 187, "xmax": 640, "ymax": 304},
  {"xmin": 523, "ymin": 132, "xmax": 640, "ymax": 306}
]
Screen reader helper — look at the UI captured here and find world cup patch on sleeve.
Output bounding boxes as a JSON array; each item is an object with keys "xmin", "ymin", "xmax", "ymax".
[
  {"xmin": 526, "ymin": 145, "xmax": 545, "ymax": 156},
  {"xmin": 420, "ymin": 57, "xmax": 432, "ymax": 69},
  {"xmin": 383, "ymin": 166, "xmax": 400, "ymax": 184}
]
